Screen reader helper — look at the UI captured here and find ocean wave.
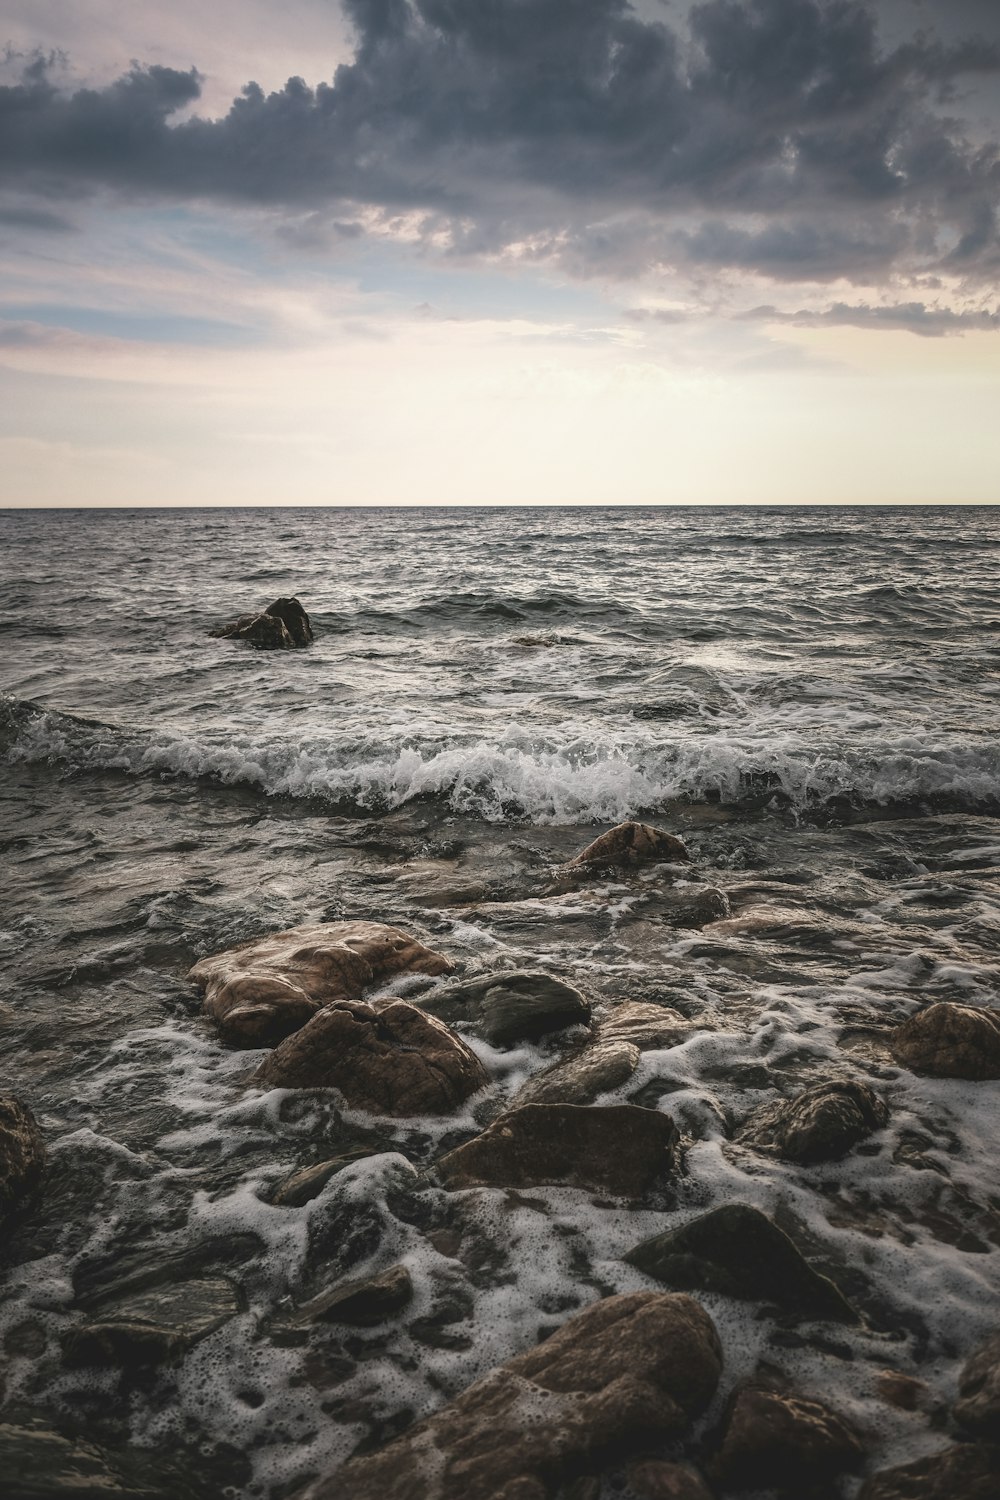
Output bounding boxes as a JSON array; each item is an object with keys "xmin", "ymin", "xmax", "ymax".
[{"xmin": 5, "ymin": 695, "xmax": 1000, "ymax": 825}]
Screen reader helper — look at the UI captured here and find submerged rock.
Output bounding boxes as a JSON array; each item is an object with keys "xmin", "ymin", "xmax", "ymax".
[
  {"xmin": 956, "ymin": 1332, "xmax": 1000, "ymax": 1438},
  {"xmin": 711, "ymin": 1385, "xmax": 863, "ymax": 1490},
  {"xmin": 627, "ymin": 1461, "xmax": 714, "ymax": 1500},
  {"xmin": 297, "ymin": 1292, "xmax": 722, "ymax": 1500},
  {"xmin": 434, "ymin": 1103, "xmax": 681, "ymax": 1198},
  {"xmin": 293, "ymin": 1264, "xmax": 413, "ymax": 1328},
  {"xmin": 858, "ymin": 1443, "xmax": 1000, "ymax": 1499},
  {"xmin": 0, "ymin": 1096, "xmax": 45, "ymax": 1225},
  {"xmin": 734, "ymin": 1080, "xmax": 890, "ymax": 1164},
  {"xmin": 568, "ymin": 821, "xmax": 689, "ymax": 870},
  {"xmin": 210, "ymin": 595, "xmax": 313, "ymax": 649},
  {"xmin": 417, "ymin": 970, "xmax": 591, "ymax": 1046},
  {"xmin": 890, "ymin": 1002, "xmax": 1000, "ymax": 1080},
  {"xmin": 515, "ymin": 1038, "xmax": 641, "ymax": 1107},
  {"xmin": 255, "ymin": 999, "xmax": 489, "ymax": 1116},
  {"xmin": 625, "ymin": 1203, "xmax": 857, "ymax": 1322},
  {"xmin": 64, "ymin": 1276, "xmax": 242, "ymax": 1369},
  {"xmin": 188, "ymin": 920, "xmax": 455, "ymax": 1046}
]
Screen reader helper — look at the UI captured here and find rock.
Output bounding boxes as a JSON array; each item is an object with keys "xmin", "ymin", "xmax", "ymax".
[
  {"xmin": 0, "ymin": 1418, "xmax": 175, "ymax": 1499},
  {"xmin": 858, "ymin": 1443, "xmax": 1000, "ymax": 1499},
  {"xmin": 956, "ymin": 1332, "xmax": 1000, "ymax": 1438},
  {"xmin": 188, "ymin": 920, "xmax": 455, "ymax": 1046},
  {"xmin": 890, "ymin": 1003, "xmax": 1000, "ymax": 1080},
  {"xmin": 297, "ymin": 1291, "xmax": 722, "ymax": 1500},
  {"xmin": 64, "ymin": 1276, "xmax": 242, "ymax": 1369},
  {"xmin": 293, "ymin": 1264, "xmax": 413, "ymax": 1327},
  {"xmin": 568, "ymin": 821, "xmax": 689, "ymax": 870},
  {"xmin": 0, "ymin": 1096, "xmax": 45, "ymax": 1224},
  {"xmin": 255, "ymin": 999, "xmax": 490, "ymax": 1116},
  {"xmin": 210, "ymin": 595, "xmax": 312, "ymax": 650},
  {"xmin": 271, "ymin": 1148, "xmax": 381, "ymax": 1207},
  {"xmin": 434, "ymin": 1104, "xmax": 681, "ymax": 1198},
  {"xmin": 418, "ymin": 970, "xmax": 591, "ymax": 1046},
  {"xmin": 514, "ymin": 1039, "xmax": 641, "ymax": 1107},
  {"xmin": 73, "ymin": 1232, "xmax": 261, "ymax": 1311},
  {"xmin": 712, "ymin": 1385, "xmax": 863, "ymax": 1490},
  {"xmin": 734, "ymin": 1080, "xmax": 890, "ymax": 1164},
  {"xmin": 625, "ymin": 1204, "xmax": 857, "ymax": 1322},
  {"xmin": 627, "ymin": 1461, "xmax": 715, "ymax": 1500},
  {"xmin": 597, "ymin": 1002, "xmax": 693, "ymax": 1050},
  {"xmin": 875, "ymin": 1371, "xmax": 929, "ymax": 1412}
]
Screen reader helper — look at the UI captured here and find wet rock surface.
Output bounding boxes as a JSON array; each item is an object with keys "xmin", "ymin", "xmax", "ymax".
[
  {"xmin": 301, "ymin": 1292, "xmax": 722, "ymax": 1500},
  {"xmin": 210, "ymin": 595, "xmax": 313, "ymax": 649},
  {"xmin": 434, "ymin": 1103, "xmax": 681, "ymax": 1197},
  {"xmin": 0, "ymin": 1094, "xmax": 45, "ymax": 1224},
  {"xmin": 711, "ymin": 1384, "xmax": 863, "ymax": 1490},
  {"xmin": 627, "ymin": 1461, "xmax": 714, "ymax": 1500},
  {"xmin": 514, "ymin": 1038, "xmax": 641, "ymax": 1106},
  {"xmin": 64, "ymin": 1276, "xmax": 243, "ymax": 1369},
  {"xmin": 567, "ymin": 821, "xmax": 690, "ymax": 870},
  {"xmin": 890, "ymin": 1002, "xmax": 1000, "ymax": 1079},
  {"xmin": 624, "ymin": 1203, "xmax": 857, "ymax": 1322},
  {"xmin": 293, "ymin": 1264, "xmax": 413, "ymax": 1328},
  {"xmin": 955, "ymin": 1332, "xmax": 1000, "ymax": 1438},
  {"xmin": 857, "ymin": 1442, "xmax": 1000, "ymax": 1498},
  {"xmin": 188, "ymin": 920, "xmax": 455, "ymax": 1045},
  {"xmin": 255, "ymin": 998, "xmax": 489, "ymax": 1114},
  {"xmin": 734, "ymin": 1079, "xmax": 890, "ymax": 1164},
  {"xmin": 416, "ymin": 969, "xmax": 591, "ymax": 1045}
]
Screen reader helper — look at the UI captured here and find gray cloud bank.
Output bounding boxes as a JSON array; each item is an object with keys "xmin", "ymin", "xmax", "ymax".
[{"xmin": 2, "ymin": 0, "xmax": 1000, "ymax": 294}]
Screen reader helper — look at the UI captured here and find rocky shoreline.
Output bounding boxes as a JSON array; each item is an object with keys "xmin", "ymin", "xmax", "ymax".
[{"xmin": 3, "ymin": 816, "xmax": 1000, "ymax": 1498}]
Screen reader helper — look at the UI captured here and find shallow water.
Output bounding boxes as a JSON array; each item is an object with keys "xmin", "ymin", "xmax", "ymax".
[{"xmin": 1, "ymin": 505, "xmax": 999, "ymax": 1497}]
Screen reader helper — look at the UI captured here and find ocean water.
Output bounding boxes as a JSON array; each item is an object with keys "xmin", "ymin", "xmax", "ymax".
[{"xmin": 1, "ymin": 504, "xmax": 1000, "ymax": 1496}]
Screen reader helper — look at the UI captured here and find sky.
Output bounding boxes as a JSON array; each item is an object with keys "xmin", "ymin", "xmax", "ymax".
[{"xmin": 1, "ymin": 0, "xmax": 999, "ymax": 506}]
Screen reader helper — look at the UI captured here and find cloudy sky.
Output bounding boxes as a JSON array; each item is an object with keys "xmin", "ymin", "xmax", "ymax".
[{"xmin": 2, "ymin": 0, "xmax": 999, "ymax": 505}]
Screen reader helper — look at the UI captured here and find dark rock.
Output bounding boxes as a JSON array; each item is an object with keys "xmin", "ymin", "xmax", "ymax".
[
  {"xmin": 568, "ymin": 821, "xmax": 689, "ymax": 869},
  {"xmin": 188, "ymin": 920, "xmax": 455, "ymax": 1046},
  {"xmin": 294, "ymin": 1264, "xmax": 413, "ymax": 1328},
  {"xmin": 890, "ymin": 1003, "xmax": 1000, "ymax": 1080},
  {"xmin": 255, "ymin": 999, "xmax": 490, "ymax": 1116},
  {"xmin": 64, "ymin": 1276, "xmax": 242, "ymax": 1369},
  {"xmin": 264, "ymin": 596, "xmax": 313, "ymax": 646},
  {"xmin": 0, "ymin": 1095, "xmax": 45, "ymax": 1224},
  {"xmin": 956, "ymin": 1333, "xmax": 1000, "ymax": 1438},
  {"xmin": 875, "ymin": 1372, "xmax": 930, "ymax": 1412},
  {"xmin": 271, "ymin": 1148, "xmax": 381, "ymax": 1207},
  {"xmin": 627, "ymin": 1460, "xmax": 715, "ymax": 1500},
  {"xmin": 515, "ymin": 1039, "xmax": 640, "ymax": 1107},
  {"xmin": 73, "ymin": 1232, "xmax": 261, "ymax": 1311},
  {"xmin": 434, "ymin": 1104, "xmax": 681, "ymax": 1198},
  {"xmin": 297, "ymin": 1292, "xmax": 722, "ymax": 1500},
  {"xmin": 624, "ymin": 1204, "xmax": 857, "ymax": 1322},
  {"xmin": 734, "ymin": 1080, "xmax": 890, "ymax": 1164},
  {"xmin": 712, "ymin": 1385, "xmax": 863, "ymax": 1490},
  {"xmin": 418, "ymin": 970, "xmax": 591, "ymax": 1046},
  {"xmin": 857, "ymin": 1443, "xmax": 1000, "ymax": 1499},
  {"xmin": 0, "ymin": 1418, "xmax": 172, "ymax": 1499}
]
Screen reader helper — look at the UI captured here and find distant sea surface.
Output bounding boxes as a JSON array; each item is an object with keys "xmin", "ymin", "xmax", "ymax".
[{"xmin": 2, "ymin": 505, "xmax": 1000, "ymax": 1499}]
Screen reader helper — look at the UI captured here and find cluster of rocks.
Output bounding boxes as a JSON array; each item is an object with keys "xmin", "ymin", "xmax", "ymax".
[{"xmin": 210, "ymin": 596, "xmax": 313, "ymax": 650}]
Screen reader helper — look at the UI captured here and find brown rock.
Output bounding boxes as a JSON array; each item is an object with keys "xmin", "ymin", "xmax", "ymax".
[
  {"xmin": 890, "ymin": 1003, "xmax": 1000, "ymax": 1080},
  {"xmin": 735, "ymin": 1079, "xmax": 889, "ymax": 1164},
  {"xmin": 875, "ymin": 1371, "xmax": 929, "ymax": 1413},
  {"xmin": 294, "ymin": 1264, "xmax": 413, "ymax": 1327},
  {"xmin": 568, "ymin": 821, "xmax": 689, "ymax": 869},
  {"xmin": 188, "ymin": 920, "xmax": 455, "ymax": 1046},
  {"xmin": 858, "ymin": 1443, "xmax": 1000, "ymax": 1499},
  {"xmin": 598, "ymin": 1001, "xmax": 694, "ymax": 1050},
  {"xmin": 255, "ymin": 999, "xmax": 489, "ymax": 1116},
  {"xmin": 514, "ymin": 1039, "xmax": 641, "ymax": 1107},
  {"xmin": 434, "ymin": 1103, "xmax": 681, "ymax": 1198},
  {"xmin": 712, "ymin": 1385, "xmax": 863, "ymax": 1490},
  {"xmin": 628, "ymin": 1460, "xmax": 714, "ymax": 1499},
  {"xmin": 270, "ymin": 1148, "xmax": 381, "ymax": 1206},
  {"xmin": 297, "ymin": 1292, "xmax": 722, "ymax": 1500},
  {"xmin": 956, "ymin": 1333, "xmax": 1000, "ymax": 1438},
  {"xmin": 0, "ymin": 1096, "xmax": 45, "ymax": 1224}
]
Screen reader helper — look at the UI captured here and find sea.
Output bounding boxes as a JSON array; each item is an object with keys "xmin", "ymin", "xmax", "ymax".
[{"xmin": 2, "ymin": 504, "xmax": 999, "ymax": 1497}]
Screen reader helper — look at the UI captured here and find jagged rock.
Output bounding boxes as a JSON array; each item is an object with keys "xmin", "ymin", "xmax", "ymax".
[
  {"xmin": 73, "ymin": 1232, "xmax": 261, "ymax": 1311},
  {"xmin": 890, "ymin": 1003, "xmax": 1000, "ymax": 1080},
  {"xmin": 515, "ymin": 1039, "xmax": 641, "ymax": 1107},
  {"xmin": 417, "ymin": 970, "xmax": 591, "ymax": 1046},
  {"xmin": 0, "ymin": 1418, "xmax": 177, "ymax": 1499},
  {"xmin": 64, "ymin": 1277, "xmax": 242, "ymax": 1369},
  {"xmin": 434, "ymin": 1104, "xmax": 681, "ymax": 1198},
  {"xmin": 568, "ymin": 821, "xmax": 689, "ymax": 870},
  {"xmin": 296, "ymin": 1292, "xmax": 722, "ymax": 1500},
  {"xmin": 627, "ymin": 1461, "xmax": 714, "ymax": 1499},
  {"xmin": 188, "ymin": 920, "xmax": 455, "ymax": 1046},
  {"xmin": 734, "ymin": 1080, "xmax": 890, "ymax": 1164},
  {"xmin": 210, "ymin": 595, "xmax": 312, "ymax": 650},
  {"xmin": 271, "ymin": 1148, "xmax": 381, "ymax": 1207},
  {"xmin": 956, "ymin": 1333, "xmax": 1000, "ymax": 1438},
  {"xmin": 293, "ymin": 1264, "xmax": 413, "ymax": 1327},
  {"xmin": 0, "ymin": 1096, "xmax": 45, "ymax": 1224},
  {"xmin": 858, "ymin": 1443, "xmax": 1000, "ymax": 1499},
  {"xmin": 625, "ymin": 1204, "xmax": 857, "ymax": 1322},
  {"xmin": 712, "ymin": 1385, "xmax": 863, "ymax": 1490},
  {"xmin": 255, "ymin": 999, "xmax": 489, "ymax": 1116}
]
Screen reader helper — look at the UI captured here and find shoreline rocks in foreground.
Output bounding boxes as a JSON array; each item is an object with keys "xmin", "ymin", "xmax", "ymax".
[
  {"xmin": 0, "ymin": 1095, "xmax": 46, "ymax": 1226},
  {"xmin": 210, "ymin": 595, "xmax": 313, "ymax": 649}
]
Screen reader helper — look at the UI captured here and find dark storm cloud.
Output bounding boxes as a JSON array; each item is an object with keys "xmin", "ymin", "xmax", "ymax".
[{"xmin": 2, "ymin": 0, "xmax": 999, "ymax": 287}]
